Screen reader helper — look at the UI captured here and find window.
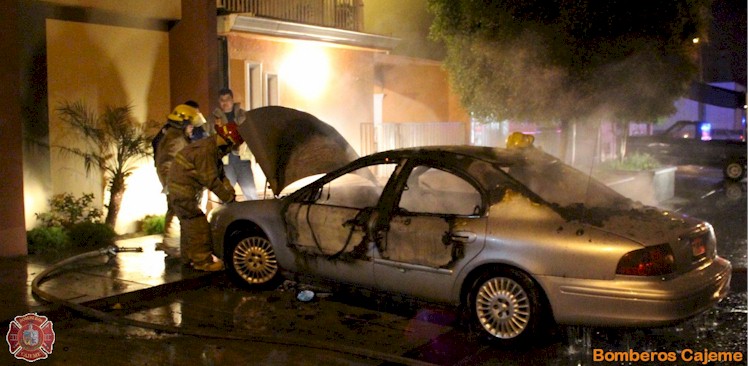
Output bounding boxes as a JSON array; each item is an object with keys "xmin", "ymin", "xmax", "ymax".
[
  {"xmin": 666, "ymin": 123, "xmax": 697, "ymax": 139},
  {"xmin": 399, "ymin": 166, "xmax": 481, "ymax": 216},
  {"xmin": 266, "ymin": 73, "xmax": 279, "ymax": 106},
  {"xmin": 315, "ymin": 164, "xmax": 395, "ymax": 209},
  {"xmin": 245, "ymin": 62, "xmax": 262, "ymax": 110}
]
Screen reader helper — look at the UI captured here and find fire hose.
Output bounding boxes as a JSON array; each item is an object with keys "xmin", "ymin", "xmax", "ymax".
[{"xmin": 31, "ymin": 245, "xmax": 436, "ymax": 366}]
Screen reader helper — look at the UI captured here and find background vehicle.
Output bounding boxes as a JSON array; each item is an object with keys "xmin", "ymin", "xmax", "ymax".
[
  {"xmin": 209, "ymin": 107, "xmax": 732, "ymax": 345},
  {"xmin": 627, "ymin": 120, "xmax": 747, "ymax": 180}
]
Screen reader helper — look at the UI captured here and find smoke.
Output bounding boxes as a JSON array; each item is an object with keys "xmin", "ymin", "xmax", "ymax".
[{"xmin": 445, "ymin": 23, "xmax": 694, "ymax": 128}]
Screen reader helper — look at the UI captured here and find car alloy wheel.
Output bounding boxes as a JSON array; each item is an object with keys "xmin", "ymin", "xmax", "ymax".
[
  {"xmin": 469, "ymin": 268, "xmax": 543, "ymax": 343},
  {"xmin": 232, "ymin": 236, "xmax": 279, "ymax": 286},
  {"xmin": 475, "ymin": 277, "xmax": 530, "ymax": 339}
]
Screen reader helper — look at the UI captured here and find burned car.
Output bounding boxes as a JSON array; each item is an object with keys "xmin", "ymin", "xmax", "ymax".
[{"xmin": 209, "ymin": 106, "xmax": 732, "ymax": 344}]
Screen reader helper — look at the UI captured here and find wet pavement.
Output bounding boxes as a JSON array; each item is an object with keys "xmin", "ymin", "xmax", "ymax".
[{"xmin": 0, "ymin": 166, "xmax": 745, "ymax": 365}]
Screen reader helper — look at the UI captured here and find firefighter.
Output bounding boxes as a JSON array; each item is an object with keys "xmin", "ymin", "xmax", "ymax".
[
  {"xmin": 167, "ymin": 123, "xmax": 242, "ymax": 271},
  {"xmin": 154, "ymin": 103, "xmax": 206, "ymax": 258}
]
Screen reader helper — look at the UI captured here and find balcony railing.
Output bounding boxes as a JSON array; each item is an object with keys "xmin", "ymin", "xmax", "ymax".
[{"xmin": 217, "ymin": 0, "xmax": 363, "ymax": 32}]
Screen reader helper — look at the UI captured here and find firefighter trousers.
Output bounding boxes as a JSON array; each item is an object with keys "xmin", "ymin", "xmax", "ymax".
[{"xmin": 170, "ymin": 194, "xmax": 215, "ymax": 266}]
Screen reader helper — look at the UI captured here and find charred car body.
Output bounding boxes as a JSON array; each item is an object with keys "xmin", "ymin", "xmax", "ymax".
[
  {"xmin": 209, "ymin": 107, "xmax": 732, "ymax": 344},
  {"xmin": 627, "ymin": 120, "xmax": 747, "ymax": 180}
]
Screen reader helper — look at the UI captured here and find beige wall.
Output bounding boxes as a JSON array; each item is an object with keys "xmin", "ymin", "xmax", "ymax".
[
  {"xmin": 225, "ymin": 34, "xmax": 376, "ymax": 155},
  {"xmin": 42, "ymin": 19, "xmax": 171, "ymax": 233},
  {"xmin": 376, "ymin": 55, "xmax": 469, "ymax": 124},
  {"xmin": 2, "ymin": 0, "xmax": 216, "ymax": 255}
]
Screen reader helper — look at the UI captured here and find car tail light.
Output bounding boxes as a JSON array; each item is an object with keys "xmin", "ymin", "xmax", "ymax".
[{"xmin": 616, "ymin": 244, "xmax": 675, "ymax": 276}]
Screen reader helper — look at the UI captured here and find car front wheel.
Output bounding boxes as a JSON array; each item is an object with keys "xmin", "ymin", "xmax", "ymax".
[
  {"xmin": 468, "ymin": 268, "xmax": 545, "ymax": 344},
  {"xmin": 226, "ymin": 231, "xmax": 282, "ymax": 289}
]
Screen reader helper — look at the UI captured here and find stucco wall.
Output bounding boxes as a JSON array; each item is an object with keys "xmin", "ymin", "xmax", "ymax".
[
  {"xmin": 43, "ymin": 19, "xmax": 171, "ymax": 233},
  {"xmin": 376, "ymin": 57, "xmax": 455, "ymax": 123},
  {"xmin": 225, "ymin": 34, "xmax": 375, "ymax": 156}
]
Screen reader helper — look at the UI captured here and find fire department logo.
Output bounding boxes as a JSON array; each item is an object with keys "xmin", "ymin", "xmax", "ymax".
[{"xmin": 6, "ymin": 313, "xmax": 55, "ymax": 362}]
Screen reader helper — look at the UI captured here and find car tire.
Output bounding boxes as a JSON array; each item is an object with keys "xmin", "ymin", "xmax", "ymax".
[
  {"xmin": 723, "ymin": 160, "xmax": 746, "ymax": 181},
  {"xmin": 226, "ymin": 231, "xmax": 282, "ymax": 289},
  {"xmin": 468, "ymin": 268, "xmax": 545, "ymax": 345}
]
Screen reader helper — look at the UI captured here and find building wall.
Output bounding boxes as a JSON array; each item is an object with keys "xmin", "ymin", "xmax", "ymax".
[
  {"xmin": 7, "ymin": 0, "xmax": 216, "ymax": 244},
  {"xmin": 224, "ymin": 34, "xmax": 376, "ymax": 156},
  {"xmin": 44, "ymin": 19, "xmax": 172, "ymax": 234},
  {"xmin": 375, "ymin": 54, "xmax": 468, "ymax": 125},
  {"xmin": 653, "ymin": 82, "xmax": 746, "ymax": 132}
]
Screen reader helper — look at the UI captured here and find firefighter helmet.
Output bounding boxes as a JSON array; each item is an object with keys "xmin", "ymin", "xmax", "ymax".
[{"xmin": 167, "ymin": 104, "xmax": 200, "ymax": 124}]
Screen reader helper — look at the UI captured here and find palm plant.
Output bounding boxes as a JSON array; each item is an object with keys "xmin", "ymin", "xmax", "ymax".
[{"xmin": 55, "ymin": 100, "xmax": 151, "ymax": 228}]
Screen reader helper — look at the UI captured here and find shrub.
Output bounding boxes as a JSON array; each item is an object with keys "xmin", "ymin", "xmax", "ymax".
[
  {"xmin": 35, "ymin": 193, "xmax": 103, "ymax": 229},
  {"xmin": 67, "ymin": 222, "xmax": 117, "ymax": 249},
  {"xmin": 140, "ymin": 214, "xmax": 165, "ymax": 235},
  {"xmin": 601, "ymin": 152, "xmax": 662, "ymax": 171},
  {"xmin": 30, "ymin": 192, "xmax": 111, "ymax": 254},
  {"xmin": 27, "ymin": 226, "xmax": 70, "ymax": 254}
]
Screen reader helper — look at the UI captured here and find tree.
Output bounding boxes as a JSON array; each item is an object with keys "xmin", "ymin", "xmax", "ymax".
[
  {"xmin": 54, "ymin": 100, "xmax": 152, "ymax": 229},
  {"xmin": 428, "ymin": 0, "xmax": 712, "ymax": 159}
]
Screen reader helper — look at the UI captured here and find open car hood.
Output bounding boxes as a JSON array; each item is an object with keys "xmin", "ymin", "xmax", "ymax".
[{"xmin": 238, "ymin": 106, "xmax": 360, "ymax": 194}]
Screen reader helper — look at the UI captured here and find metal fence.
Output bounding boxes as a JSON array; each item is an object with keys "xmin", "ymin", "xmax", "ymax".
[
  {"xmin": 360, "ymin": 122, "xmax": 468, "ymax": 156},
  {"xmin": 470, "ymin": 120, "xmax": 563, "ymax": 157},
  {"xmin": 217, "ymin": 0, "xmax": 363, "ymax": 31}
]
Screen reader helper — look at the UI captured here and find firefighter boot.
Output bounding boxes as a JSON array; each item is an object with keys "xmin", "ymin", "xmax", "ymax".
[{"xmin": 181, "ymin": 216, "xmax": 224, "ymax": 272}]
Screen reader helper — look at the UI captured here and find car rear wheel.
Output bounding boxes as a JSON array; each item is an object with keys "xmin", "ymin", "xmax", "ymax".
[
  {"xmin": 468, "ymin": 268, "xmax": 544, "ymax": 344},
  {"xmin": 226, "ymin": 231, "xmax": 282, "ymax": 289},
  {"xmin": 724, "ymin": 160, "xmax": 746, "ymax": 181}
]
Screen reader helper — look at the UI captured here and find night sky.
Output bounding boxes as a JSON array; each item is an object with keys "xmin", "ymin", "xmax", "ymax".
[{"xmin": 707, "ymin": 0, "xmax": 746, "ymax": 86}]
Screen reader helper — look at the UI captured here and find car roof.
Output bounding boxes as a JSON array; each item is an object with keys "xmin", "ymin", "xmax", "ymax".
[{"xmin": 361, "ymin": 145, "xmax": 529, "ymax": 166}]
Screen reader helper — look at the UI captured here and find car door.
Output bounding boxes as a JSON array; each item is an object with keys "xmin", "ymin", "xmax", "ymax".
[
  {"xmin": 661, "ymin": 122, "xmax": 709, "ymax": 165},
  {"xmin": 284, "ymin": 161, "xmax": 398, "ymax": 286},
  {"xmin": 373, "ymin": 164, "xmax": 487, "ymax": 302}
]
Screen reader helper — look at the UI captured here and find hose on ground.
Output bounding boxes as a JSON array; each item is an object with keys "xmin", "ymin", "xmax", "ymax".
[{"xmin": 31, "ymin": 246, "xmax": 437, "ymax": 366}]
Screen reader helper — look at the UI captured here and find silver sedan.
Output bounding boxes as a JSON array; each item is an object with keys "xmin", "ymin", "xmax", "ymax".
[{"xmin": 209, "ymin": 107, "xmax": 731, "ymax": 344}]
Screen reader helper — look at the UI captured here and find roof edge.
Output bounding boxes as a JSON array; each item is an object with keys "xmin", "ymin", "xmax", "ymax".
[{"xmin": 219, "ymin": 14, "xmax": 399, "ymax": 51}]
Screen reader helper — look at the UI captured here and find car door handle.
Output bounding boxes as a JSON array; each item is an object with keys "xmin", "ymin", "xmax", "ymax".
[{"xmin": 450, "ymin": 231, "xmax": 476, "ymax": 243}]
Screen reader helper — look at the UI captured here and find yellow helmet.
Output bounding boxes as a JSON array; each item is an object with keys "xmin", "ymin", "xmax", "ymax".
[
  {"xmin": 167, "ymin": 104, "xmax": 200, "ymax": 124},
  {"xmin": 506, "ymin": 132, "xmax": 535, "ymax": 149}
]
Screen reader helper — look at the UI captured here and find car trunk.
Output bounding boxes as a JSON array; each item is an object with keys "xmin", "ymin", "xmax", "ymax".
[{"xmin": 600, "ymin": 211, "xmax": 718, "ymax": 275}]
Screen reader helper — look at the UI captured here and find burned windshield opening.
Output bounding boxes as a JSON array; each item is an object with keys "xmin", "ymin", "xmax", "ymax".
[{"xmin": 504, "ymin": 150, "xmax": 634, "ymax": 211}]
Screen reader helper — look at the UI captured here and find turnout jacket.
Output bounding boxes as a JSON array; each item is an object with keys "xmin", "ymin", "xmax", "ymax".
[
  {"xmin": 168, "ymin": 135, "xmax": 235, "ymax": 203},
  {"xmin": 155, "ymin": 122, "xmax": 190, "ymax": 189}
]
